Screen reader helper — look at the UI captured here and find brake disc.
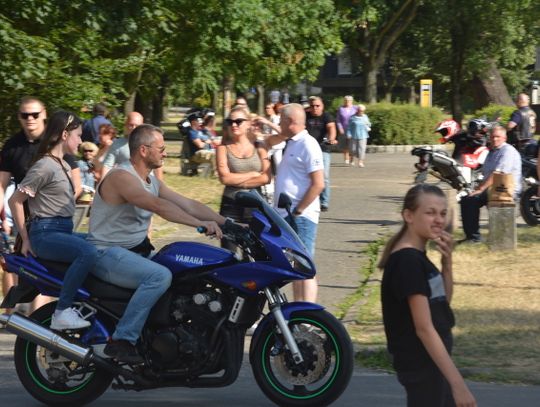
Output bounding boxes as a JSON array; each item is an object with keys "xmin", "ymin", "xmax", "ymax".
[{"xmin": 272, "ymin": 328, "xmax": 328, "ymax": 385}]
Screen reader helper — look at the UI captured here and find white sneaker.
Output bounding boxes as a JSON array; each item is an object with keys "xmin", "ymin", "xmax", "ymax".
[
  {"xmin": 50, "ymin": 308, "xmax": 90, "ymax": 330},
  {"xmin": 344, "ymin": 159, "xmax": 350, "ymax": 165}
]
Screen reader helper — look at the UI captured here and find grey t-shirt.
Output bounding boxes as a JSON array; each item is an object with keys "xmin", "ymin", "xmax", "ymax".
[
  {"xmin": 102, "ymin": 137, "xmax": 129, "ymax": 169},
  {"xmin": 18, "ymin": 156, "xmax": 75, "ymax": 218},
  {"xmin": 87, "ymin": 162, "xmax": 160, "ymax": 249}
]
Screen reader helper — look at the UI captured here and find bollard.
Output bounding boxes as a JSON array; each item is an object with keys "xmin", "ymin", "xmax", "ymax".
[{"xmin": 488, "ymin": 202, "xmax": 517, "ymax": 250}]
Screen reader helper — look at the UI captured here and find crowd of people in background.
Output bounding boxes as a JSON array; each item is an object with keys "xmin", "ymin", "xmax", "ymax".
[{"xmin": 0, "ymin": 93, "xmax": 371, "ymax": 318}]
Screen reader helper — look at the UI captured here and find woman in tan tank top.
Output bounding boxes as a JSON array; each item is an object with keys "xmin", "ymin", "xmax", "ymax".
[{"xmin": 216, "ymin": 106, "xmax": 271, "ymax": 251}]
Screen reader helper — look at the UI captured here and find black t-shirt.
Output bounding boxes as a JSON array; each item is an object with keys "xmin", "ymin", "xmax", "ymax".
[
  {"xmin": 381, "ymin": 248, "xmax": 455, "ymax": 371},
  {"xmin": 306, "ymin": 112, "xmax": 335, "ymax": 153},
  {"xmin": 0, "ymin": 131, "xmax": 77, "ymax": 184}
]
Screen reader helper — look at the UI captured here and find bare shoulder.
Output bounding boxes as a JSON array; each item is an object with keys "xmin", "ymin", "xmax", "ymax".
[
  {"xmin": 256, "ymin": 145, "xmax": 269, "ymax": 158},
  {"xmin": 100, "ymin": 169, "xmax": 142, "ymax": 204}
]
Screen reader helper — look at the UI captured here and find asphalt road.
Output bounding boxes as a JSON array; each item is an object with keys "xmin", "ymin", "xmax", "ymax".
[{"xmin": 1, "ymin": 328, "xmax": 539, "ymax": 406}]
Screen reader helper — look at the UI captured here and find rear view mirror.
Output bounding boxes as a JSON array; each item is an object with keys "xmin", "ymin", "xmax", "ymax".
[{"xmin": 277, "ymin": 193, "xmax": 292, "ymax": 210}]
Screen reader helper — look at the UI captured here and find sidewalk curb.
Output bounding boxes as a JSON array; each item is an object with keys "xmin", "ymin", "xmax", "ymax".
[
  {"xmin": 162, "ymin": 142, "xmax": 452, "ymax": 159},
  {"xmin": 365, "ymin": 144, "xmax": 452, "ymax": 154}
]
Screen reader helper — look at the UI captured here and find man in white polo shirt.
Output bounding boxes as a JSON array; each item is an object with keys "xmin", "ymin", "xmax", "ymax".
[{"xmin": 269, "ymin": 103, "xmax": 324, "ymax": 302}]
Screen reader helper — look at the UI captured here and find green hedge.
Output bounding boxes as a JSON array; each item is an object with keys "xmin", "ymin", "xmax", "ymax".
[
  {"xmin": 473, "ymin": 104, "xmax": 515, "ymax": 125},
  {"xmin": 366, "ymin": 103, "xmax": 445, "ymax": 145}
]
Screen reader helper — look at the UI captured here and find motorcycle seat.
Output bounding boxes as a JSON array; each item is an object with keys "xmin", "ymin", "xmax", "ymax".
[{"xmin": 36, "ymin": 258, "xmax": 135, "ymax": 300}]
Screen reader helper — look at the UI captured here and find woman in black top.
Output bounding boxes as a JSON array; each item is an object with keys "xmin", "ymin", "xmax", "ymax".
[{"xmin": 379, "ymin": 184, "xmax": 476, "ymax": 407}]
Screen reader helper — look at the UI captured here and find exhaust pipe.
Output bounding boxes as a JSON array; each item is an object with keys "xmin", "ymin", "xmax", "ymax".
[
  {"xmin": 0, "ymin": 312, "xmax": 92, "ymax": 364},
  {"xmin": 0, "ymin": 313, "xmax": 152, "ymax": 386}
]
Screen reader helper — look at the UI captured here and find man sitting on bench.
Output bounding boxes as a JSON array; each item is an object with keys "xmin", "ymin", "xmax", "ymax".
[
  {"xmin": 459, "ymin": 126, "xmax": 521, "ymax": 243},
  {"xmin": 187, "ymin": 113, "xmax": 216, "ymax": 172}
]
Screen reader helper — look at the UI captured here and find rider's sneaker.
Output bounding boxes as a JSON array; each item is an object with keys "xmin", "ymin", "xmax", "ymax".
[
  {"xmin": 50, "ymin": 308, "xmax": 91, "ymax": 330},
  {"xmin": 104, "ymin": 340, "xmax": 144, "ymax": 364}
]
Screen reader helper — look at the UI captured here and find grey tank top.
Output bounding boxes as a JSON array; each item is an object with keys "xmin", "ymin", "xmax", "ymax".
[
  {"xmin": 88, "ymin": 162, "xmax": 160, "ymax": 249},
  {"xmin": 223, "ymin": 145, "xmax": 263, "ymax": 199}
]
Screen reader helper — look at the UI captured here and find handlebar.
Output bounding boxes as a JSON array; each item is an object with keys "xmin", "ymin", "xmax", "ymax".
[{"xmin": 196, "ymin": 226, "xmax": 207, "ymax": 234}]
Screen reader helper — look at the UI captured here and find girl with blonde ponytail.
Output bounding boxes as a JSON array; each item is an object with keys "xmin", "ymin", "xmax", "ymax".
[{"xmin": 380, "ymin": 184, "xmax": 476, "ymax": 407}]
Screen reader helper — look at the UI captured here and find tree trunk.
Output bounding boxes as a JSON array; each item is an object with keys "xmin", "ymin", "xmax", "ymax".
[
  {"xmin": 408, "ymin": 85, "xmax": 417, "ymax": 104},
  {"xmin": 212, "ymin": 89, "xmax": 219, "ymax": 115},
  {"xmin": 364, "ymin": 64, "xmax": 378, "ymax": 104},
  {"xmin": 150, "ymin": 75, "xmax": 169, "ymax": 126},
  {"xmin": 471, "ymin": 59, "xmax": 514, "ymax": 108},
  {"xmin": 124, "ymin": 49, "xmax": 147, "ymax": 116},
  {"xmin": 257, "ymin": 85, "xmax": 265, "ymax": 115},
  {"xmin": 125, "ymin": 92, "xmax": 136, "ymax": 116},
  {"xmin": 134, "ymin": 92, "xmax": 151, "ymax": 122},
  {"xmin": 449, "ymin": 13, "xmax": 466, "ymax": 124},
  {"xmin": 151, "ymin": 94, "xmax": 162, "ymax": 126},
  {"xmin": 222, "ymin": 75, "xmax": 234, "ymax": 118}
]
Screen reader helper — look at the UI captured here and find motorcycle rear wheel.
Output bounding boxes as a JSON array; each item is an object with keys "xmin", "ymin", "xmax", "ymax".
[
  {"xmin": 250, "ymin": 310, "xmax": 353, "ymax": 407},
  {"xmin": 519, "ymin": 186, "xmax": 540, "ymax": 226},
  {"xmin": 13, "ymin": 302, "xmax": 113, "ymax": 406}
]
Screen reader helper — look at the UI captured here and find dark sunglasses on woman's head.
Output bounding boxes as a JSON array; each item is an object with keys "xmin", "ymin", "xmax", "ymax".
[
  {"xmin": 19, "ymin": 111, "xmax": 42, "ymax": 120},
  {"xmin": 225, "ymin": 118, "xmax": 249, "ymax": 126}
]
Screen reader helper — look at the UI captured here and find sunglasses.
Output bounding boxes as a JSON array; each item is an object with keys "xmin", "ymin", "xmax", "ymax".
[
  {"xmin": 83, "ymin": 149, "xmax": 96, "ymax": 153},
  {"xmin": 19, "ymin": 111, "xmax": 42, "ymax": 120},
  {"xmin": 310, "ymin": 104, "xmax": 321, "ymax": 108},
  {"xmin": 144, "ymin": 144, "xmax": 166, "ymax": 153},
  {"xmin": 225, "ymin": 118, "xmax": 249, "ymax": 126}
]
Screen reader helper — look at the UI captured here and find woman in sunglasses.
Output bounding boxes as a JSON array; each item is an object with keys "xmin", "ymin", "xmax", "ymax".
[
  {"xmin": 9, "ymin": 111, "xmax": 97, "ymax": 330},
  {"xmin": 216, "ymin": 106, "xmax": 271, "ymax": 251}
]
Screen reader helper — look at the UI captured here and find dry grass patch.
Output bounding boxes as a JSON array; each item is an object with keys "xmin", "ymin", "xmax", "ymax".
[
  {"xmin": 451, "ymin": 236, "xmax": 540, "ymax": 384},
  {"xmin": 350, "ymin": 226, "xmax": 540, "ymax": 384}
]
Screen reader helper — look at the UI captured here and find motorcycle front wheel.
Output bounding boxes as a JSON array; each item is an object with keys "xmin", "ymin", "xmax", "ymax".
[
  {"xmin": 13, "ymin": 302, "xmax": 113, "ymax": 406},
  {"xmin": 519, "ymin": 186, "xmax": 540, "ymax": 226},
  {"xmin": 250, "ymin": 310, "xmax": 353, "ymax": 407}
]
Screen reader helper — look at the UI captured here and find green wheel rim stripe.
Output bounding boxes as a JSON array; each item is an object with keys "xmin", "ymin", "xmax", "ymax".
[
  {"xmin": 24, "ymin": 317, "xmax": 93, "ymax": 395},
  {"xmin": 261, "ymin": 317, "xmax": 341, "ymax": 400}
]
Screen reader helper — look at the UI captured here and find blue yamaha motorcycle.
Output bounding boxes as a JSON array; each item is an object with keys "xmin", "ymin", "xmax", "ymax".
[{"xmin": 0, "ymin": 191, "xmax": 353, "ymax": 406}]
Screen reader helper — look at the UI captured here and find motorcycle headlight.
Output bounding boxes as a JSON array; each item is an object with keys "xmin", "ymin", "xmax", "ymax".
[{"xmin": 282, "ymin": 249, "xmax": 314, "ymax": 275}]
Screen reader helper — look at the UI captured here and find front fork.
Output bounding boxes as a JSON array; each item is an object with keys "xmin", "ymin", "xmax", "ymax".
[{"xmin": 264, "ymin": 287, "xmax": 304, "ymax": 365}]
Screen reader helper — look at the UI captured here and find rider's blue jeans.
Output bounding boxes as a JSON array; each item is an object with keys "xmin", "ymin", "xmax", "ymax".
[
  {"xmin": 91, "ymin": 246, "xmax": 172, "ymax": 344},
  {"xmin": 320, "ymin": 152, "xmax": 331, "ymax": 207},
  {"xmin": 29, "ymin": 217, "xmax": 97, "ymax": 311}
]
